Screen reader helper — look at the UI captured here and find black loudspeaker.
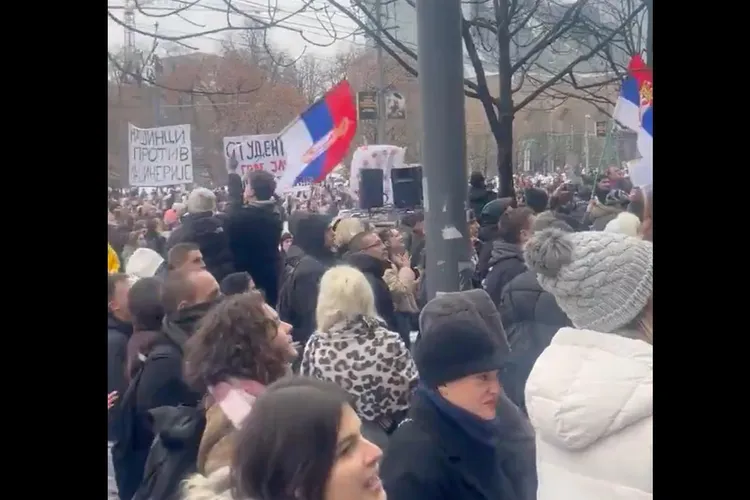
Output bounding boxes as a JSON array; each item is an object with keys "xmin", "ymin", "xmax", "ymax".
[
  {"xmin": 359, "ymin": 169, "xmax": 384, "ymax": 209},
  {"xmin": 391, "ymin": 166, "xmax": 423, "ymax": 209}
]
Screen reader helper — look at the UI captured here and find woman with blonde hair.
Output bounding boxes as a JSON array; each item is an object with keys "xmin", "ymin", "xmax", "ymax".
[
  {"xmin": 523, "ymin": 229, "xmax": 652, "ymax": 499},
  {"xmin": 301, "ymin": 265, "xmax": 417, "ymax": 434}
]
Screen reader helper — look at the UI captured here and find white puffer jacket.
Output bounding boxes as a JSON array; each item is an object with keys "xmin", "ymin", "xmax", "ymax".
[{"xmin": 525, "ymin": 327, "xmax": 653, "ymax": 500}]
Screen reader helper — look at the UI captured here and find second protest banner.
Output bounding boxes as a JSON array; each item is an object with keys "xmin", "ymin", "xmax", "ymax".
[{"xmin": 223, "ymin": 134, "xmax": 286, "ymax": 179}]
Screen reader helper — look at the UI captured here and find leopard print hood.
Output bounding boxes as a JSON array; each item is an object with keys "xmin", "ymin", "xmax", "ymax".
[{"xmin": 300, "ymin": 315, "xmax": 418, "ymax": 423}]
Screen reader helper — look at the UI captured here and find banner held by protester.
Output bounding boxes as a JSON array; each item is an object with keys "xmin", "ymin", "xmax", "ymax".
[
  {"xmin": 128, "ymin": 124, "xmax": 193, "ymax": 187},
  {"xmin": 223, "ymin": 134, "xmax": 286, "ymax": 179}
]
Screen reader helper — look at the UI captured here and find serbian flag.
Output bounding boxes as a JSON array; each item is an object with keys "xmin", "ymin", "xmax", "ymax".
[
  {"xmin": 629, "ymin": 54, "xmax": 653, "ymax": 165},
  {"xmin": 613, "ymin": 55, "xmax": 652, "ymax": 133},
  {"xmin": 275, "ymin": 81, "xmax": 357, "ymax": 193}
]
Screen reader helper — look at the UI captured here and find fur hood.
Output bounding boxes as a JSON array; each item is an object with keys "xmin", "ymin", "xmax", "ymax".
[{"xmin": 183, "ymin": 467, "xmax": 234, "ymax": 500}]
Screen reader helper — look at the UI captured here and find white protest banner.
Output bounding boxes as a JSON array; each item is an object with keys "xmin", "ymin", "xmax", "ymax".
[
  {"xmin": 128, "ymin": 124, "xmax": 193, "ymax": 187},
  {"xmin": 223, "ymin": 134, "xmax": 287, "ymax": 180},
  {"xmin": 349, "ymin": 145, "xmax": 407, "ymax": 205}
]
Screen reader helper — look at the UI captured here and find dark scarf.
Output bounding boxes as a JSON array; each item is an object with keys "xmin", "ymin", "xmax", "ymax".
[
  {"xmin": 163, "ymin": 300, "xmax": 218, "ymax": 341},
  {"xmin": 418, "ymin": 385, "xmax": 499, "ymax": 449}
]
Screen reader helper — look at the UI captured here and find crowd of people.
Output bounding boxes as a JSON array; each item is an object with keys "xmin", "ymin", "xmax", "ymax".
[{"xmin": 107, "ymin": 166, "xmax": 653, "ymax": 500}]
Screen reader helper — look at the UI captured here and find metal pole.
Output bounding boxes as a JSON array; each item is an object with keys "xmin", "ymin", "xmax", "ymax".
[
  {"xmin": 375, "ymin": 0, "xmax": 386, "ymax": 144},
  {"xmin": 584, "ymin": 114, "xmax": 590, "ymax": 172},
  {"xmin": 417, "ymin": 0, "xmax": 469, "ymax": 299}
]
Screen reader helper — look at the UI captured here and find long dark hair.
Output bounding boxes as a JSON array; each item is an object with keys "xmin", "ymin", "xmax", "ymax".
[{"xmin": 231, "ymin": 377, "xmax": 351, "ymax": 500}]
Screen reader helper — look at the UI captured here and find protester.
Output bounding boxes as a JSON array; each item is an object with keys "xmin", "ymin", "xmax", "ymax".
[
  {"xmin": 108, "ymin": 243, "xmax": 121, "ymax": 274},
  {"xmin": 301, "ymin": 265, "xmax": 417, "ymax": 433},
  {"xmin": 524, "ymin": 228, "xmax": 653, "ymax": 499},
  {"xmin": 497, "ymin": 214, "xmax": 573, "ymax": 413},
  {"xmin": 278, "ymin": 214, "xmax": 337, "ymax": 349},
  {"xmin": 484, "ymin": 207, "xmax": 535, "ymax": 306},
  {"xmin": 379, "ymin": 228, "xmax": 420, "ymax": 347},
  {"xmin": 219, "ymin": 271, "xmax": 254, "ymax": 296},
  {"xmin": 345, "ymin": 231, "xmax": 399, "ymax": 332},
  {"xmin": 476, "ymin": 197, "xmax": 514, "ymax": 282},
  {"xmin": 381, "ymin": 315, "xmax": 525, "ymax": 500},
  {"xmin": 468, "ymin": 171, "xmax": 498, "ymax": 217},
  {"xmin": 333, "ymin": 216, "xmax": 366, "ymax": 256},
  {"xmin": 181, "ymin": 292, "xmax": 293, "ymax": 483},
  {"xmin": 107, "ymin": 273, "xmax": 132, "ymax": 439},
  {"xmin": 417, "ymin": 290, "xmax": 537, "ymax": 499},
  {"xmin": 125, "ymin": 247, "xmax": 166, "ymax": 280},
  {"xmin": 124, "ymin": 277, "xmax": 165, "ymax": 383},
  {"xmin": 225, "ymin": 170, "xmax": 284, "ymax": 307},
  {"xmin": 167, "ymin": 242, "xmax": 205, "ymax": 273},
  {"xmin": 166, "ymin": 188, "xmax": 235, "ymax": 282},
  {"xmin": 112, "ymin": 270, "xmax": 218, "ymax": 500},
  {"xmin": 523, "ymin": 187, "xmax": 549, "ymax": 214},
  {"xmin": 226, "ymin": 377, "xmax": 386, "ymax": 500}
]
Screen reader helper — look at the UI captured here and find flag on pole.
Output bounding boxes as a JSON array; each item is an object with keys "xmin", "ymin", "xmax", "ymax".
[
  {"xmin": 613, "ymin": 76, "xmax": 641, "ymax": 132},
  {"xmin": 275, "ymin": 81, "xmax": 357, "ymax": 193}
]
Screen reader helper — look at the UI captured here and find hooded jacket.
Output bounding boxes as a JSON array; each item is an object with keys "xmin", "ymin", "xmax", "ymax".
[
  {"xmin": 166, "ymin": 212, "xmax": 235, "ymax": 283},
  {"xmin": 498, "ymin": 269, "xmax": 572, "ymax": 414},
  {"xmin": 225, "ymin": 199, "xmax": 283, "ymax": 307},
  {"xmin": 279, "ymin": 214, "xmax": 337, "ymax": 346},
  {"xmin": 468, "ymin": 185, "xmax": 498, "ymax": 217},
  {"xmin": 483, "ymin": 240, "xmax": 527, "ymax": 307},
  {"xmin": 525, "ymin": 328, "xmax": 652, "ymax": 500},
  {"xmin": 345, "ymin": 252, "xmax": 398, "ymax": 332}
]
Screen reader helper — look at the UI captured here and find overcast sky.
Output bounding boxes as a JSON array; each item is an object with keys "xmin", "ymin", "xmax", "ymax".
[{"xmin": 107, "ymin": 0, "xmax": 361, "ymax": 59}]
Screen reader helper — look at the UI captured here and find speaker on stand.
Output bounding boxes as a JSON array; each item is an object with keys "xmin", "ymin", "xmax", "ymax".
[
  {"xmin": 391, "ymin": 166, "xmax": 423, "ymax": 209},
  {"xmin": 359, "ymin": 169, "xmax": 384, "ymax": 210}
]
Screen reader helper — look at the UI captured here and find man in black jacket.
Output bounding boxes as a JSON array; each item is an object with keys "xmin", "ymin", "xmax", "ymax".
[
  {"xmin": 107, "ymin": 273, "xmax": 133, "ymax": 441},
  {"xmin": 468, "ymin": 171, "xmax": 497, "ymax": 217},
  {"xmin": 278, "ymin": 214, "xmax": 337, "ymax": 348},
  {"xmin": 166, "ymin": 188, "xmax": 235, "ymax": 283},
  {"xmin": 114, "ymin": 269, "xmax": 218, "ymax": 500},
  {"xmin": 224, "ymin": 171, "xmax": 283, "ymax": 307},
  {"xmin": 345, "ymin": 231, "xmax": 398, "ymax": 332}
]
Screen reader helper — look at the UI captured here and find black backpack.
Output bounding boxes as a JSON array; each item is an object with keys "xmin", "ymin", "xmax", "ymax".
[
  {"xmin": 277, "ymin": 254, "xmax": 304, "ymax": 323},
  {"xmin": 133, "ymin": 405, "xmax": 206, "ymax": 500},
  {"xmin": 111, "ymin": 344, "xmax": 179, "ymax": 500}
]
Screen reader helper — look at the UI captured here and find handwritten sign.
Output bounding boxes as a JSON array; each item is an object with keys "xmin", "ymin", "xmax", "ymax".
[
  {"xmin": 128, "ymin": 124, "xmax": 193, "ymax": 187},
  {"xmin": 223, "ymin": 134, "xmax": 286, "ymax": 179}
]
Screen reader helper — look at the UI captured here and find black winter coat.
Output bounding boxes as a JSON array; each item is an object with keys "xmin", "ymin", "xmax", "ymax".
[
  {"xmin": 381, "ymin": 391, "xmax": 536, "ymax": 500},
  {"xmin": 278, "ymin": 214, "xmax": 337, "ymax": 347},
  {"xmin": 107, "ymin": 313, "xmax": 133, "ymax": 441},
  {"xmin": 498, "ymin": 270, "xmax": 572, "ymax": 413},
  {"xmin": 225, "ymin": 200, "xmax": 283, "ymax": 307},
  {"xmin": 483, "ymin": 240, "xmax": 526, "ymax": 307},
  {"xmin": 345, "ymin": 252, "xmax": 398, "ymax": 333},
  {"xmin": 165, "ymin": 212, "xmax": 235, "ymax": 282}
]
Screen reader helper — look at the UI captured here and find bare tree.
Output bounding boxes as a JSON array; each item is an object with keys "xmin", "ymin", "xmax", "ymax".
[{"xmin": 325, "ymin": 0, "xmax": 647, "ymax": 196}]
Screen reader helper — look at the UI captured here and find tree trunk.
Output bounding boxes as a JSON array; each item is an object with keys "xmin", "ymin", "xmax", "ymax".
[{"xmin": 496, "ymin": 0, "xmax": 515, "ymax": 198}]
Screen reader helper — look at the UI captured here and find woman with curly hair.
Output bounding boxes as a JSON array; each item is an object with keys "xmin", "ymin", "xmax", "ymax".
[{"xmin": 182, "ymin": 291, "xmax": 297, "ymax": 486}]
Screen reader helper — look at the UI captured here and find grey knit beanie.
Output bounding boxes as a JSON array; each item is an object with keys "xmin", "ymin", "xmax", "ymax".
[{"xmin": 524, "ymin": 228, "xmax": 653, "ymax": 333}]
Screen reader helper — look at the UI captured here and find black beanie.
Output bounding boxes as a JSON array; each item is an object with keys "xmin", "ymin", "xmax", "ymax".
[{"xmin": 414, "ymin": 318, "xmax": 505, "ymax": 388}]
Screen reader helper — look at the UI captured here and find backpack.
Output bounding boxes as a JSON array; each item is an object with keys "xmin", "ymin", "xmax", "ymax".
[
  {"xmin": 112, "ymin": 324, "xmax": 196, "ymax": 500},
  {"xmin": 276, "ymin": 254, "xmax": 304, "ymax": 323},
  {"xmin": 111, "ymin": 344, "xmax": 179, "ymax": 500},
  {"xmin": 132, "ymin": 405, "xmax": 206, "ymax": 500}
]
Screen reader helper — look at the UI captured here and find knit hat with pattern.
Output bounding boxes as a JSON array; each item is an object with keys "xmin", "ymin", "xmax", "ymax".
[{"xmin": 524, "ymin": 228, "xmax": 653, "ymax": 333}]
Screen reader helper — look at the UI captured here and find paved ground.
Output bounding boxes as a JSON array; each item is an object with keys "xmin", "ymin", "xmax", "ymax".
[{"xmin": 108, "ymin": 442, "xmax": 119, "ymax": 499}]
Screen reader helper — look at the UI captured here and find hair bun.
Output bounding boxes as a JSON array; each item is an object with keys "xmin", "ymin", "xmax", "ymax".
[{"xmin": 524, "ymin": 227, "xmax": 574, "ymax": 278}]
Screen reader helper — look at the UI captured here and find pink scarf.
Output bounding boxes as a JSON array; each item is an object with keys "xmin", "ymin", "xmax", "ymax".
[{"xmin": 208, "ymin": 377, "xmax": 266, "ymax": 429}]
